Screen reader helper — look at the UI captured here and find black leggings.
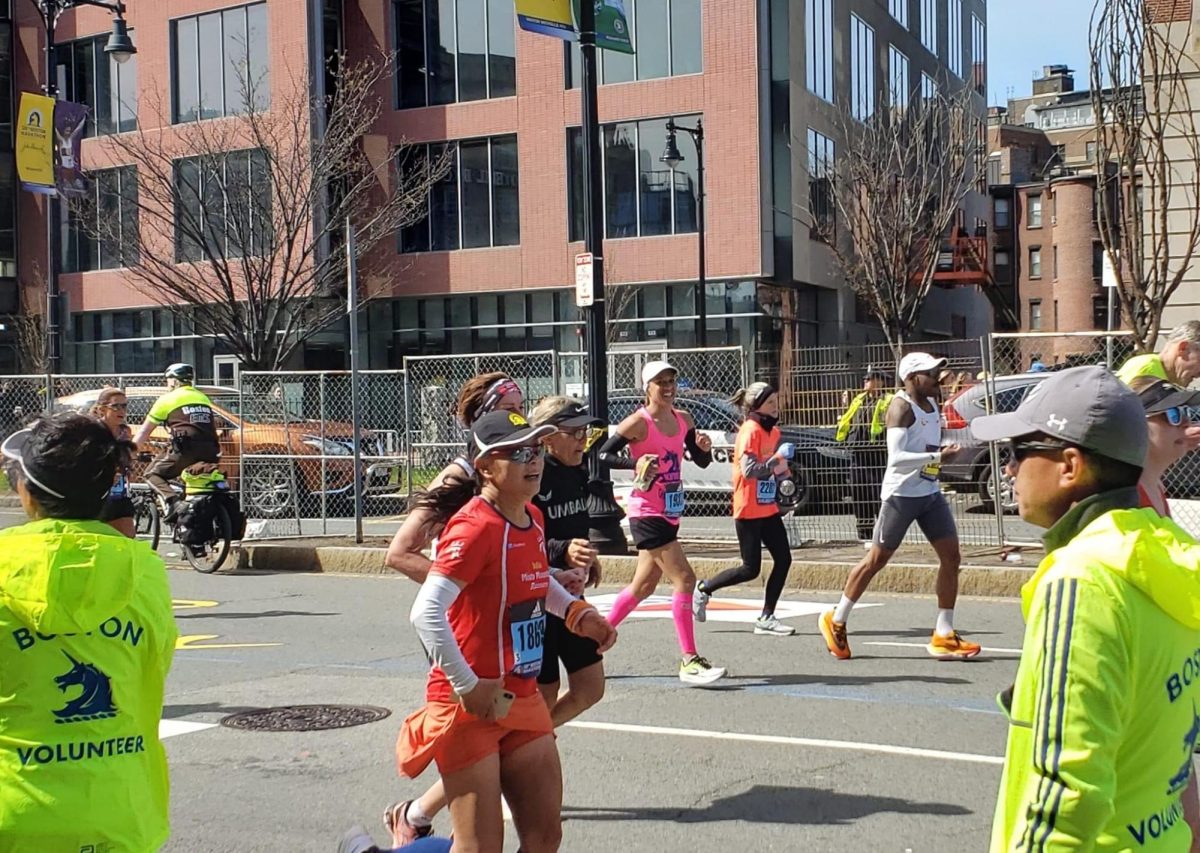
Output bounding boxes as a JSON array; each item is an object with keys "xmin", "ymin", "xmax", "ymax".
[{"xmin": 700, "ymin": 514, "xmax": 793, "ymax": 615}]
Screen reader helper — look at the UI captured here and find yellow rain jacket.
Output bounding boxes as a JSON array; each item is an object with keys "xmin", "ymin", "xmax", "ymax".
[
  {"xmin": 0, "ymin": 519, "xmax": 177, "ymax": 852},
  {"xmin": 992, "ymin": 489, "xmax": 1200, "ymax": 851}
]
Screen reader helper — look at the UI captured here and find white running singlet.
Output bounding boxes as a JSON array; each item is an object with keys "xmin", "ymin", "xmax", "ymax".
[{"xmin": 880, "ymin": 391, "xmax": 942, "ymax": 500}]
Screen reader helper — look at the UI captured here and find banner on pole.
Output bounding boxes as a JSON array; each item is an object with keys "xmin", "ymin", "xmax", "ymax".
[
  {"xmin": 578, "ymin": 0, "xmax": 634, "ymax": 54},
  {"xmin": 54, "ymin": 100, "xmax": 91, "ymax": 199},
  {"xmin": 16, "ymin": 92, "xmax": 55, "ymax": 194},
  {"xmin": 515, "ymin": 0, "xmax": 575, "ymax": 40}
]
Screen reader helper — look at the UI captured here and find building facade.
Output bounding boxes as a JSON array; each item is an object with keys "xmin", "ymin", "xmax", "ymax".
[{"xmin": 7, "ymin": 0, "xmax": 991, "ymax": 378}]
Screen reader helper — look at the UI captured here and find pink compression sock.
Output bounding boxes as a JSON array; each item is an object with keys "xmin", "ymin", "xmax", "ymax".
[
  {"xmin": 607, "ymin": 588, "xmax": 641, "ymax": 627},
  {"xmin": 671, "ymin": 592, "xmax": 698, "ymax": 657}
]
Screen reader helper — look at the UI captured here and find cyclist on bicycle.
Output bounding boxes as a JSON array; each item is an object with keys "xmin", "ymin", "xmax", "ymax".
[{"xmin": 133, "ymin": 363, "xmax": 220, "ymax": 520}]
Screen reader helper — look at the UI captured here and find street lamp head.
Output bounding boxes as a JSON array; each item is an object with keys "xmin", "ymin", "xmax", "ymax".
[
  {"xmin": 660, "ymin": 126, "xmax": 684, "ymax": 170},
  {"xmin": 104, "ymin": 17, "xmax": 136, "ymax": 64}
]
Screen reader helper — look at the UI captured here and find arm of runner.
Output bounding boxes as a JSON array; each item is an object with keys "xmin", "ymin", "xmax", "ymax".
[
  {"xmin": 384, "ymin": 507, "xmax": 438, "ymax": 583},
  {"xmin": 546, "ymin": 576, "xmax": 617, "ymax": 652},
  {"xmin": 132, "ymin": 420, "xmax": 156, "ymax": 448},
  {"xmin": 598, "ymin": 432, "xmax": 638, "ymax": 470},
  {"xmin": 884, "ymin": 428, "xmax": 941, "ymax": 472},
  {"xmin": 409, "ymin": 573, "xmax": 478, "ymax": 695},
  {"xmin": 685, "ymin": 428, "xmax": 714, "ymax": 467},
  {"xmin": 1010, "ymin": 576, "xmax": 1125, "ymax": 846}
]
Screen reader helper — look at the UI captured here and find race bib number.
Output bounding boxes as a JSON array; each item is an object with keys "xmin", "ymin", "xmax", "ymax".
[
  {"xmin": 664, "ymin": 483, "xmax": 686, "ymax": 518},
  {"xmin": 756, "ymin": 479, "xmax": 778, "ymax": 505},
  {"xmin": 507, "ymin": 599, "xmax": 546, "ymax": 678},
  {"xmin": 920, "ymin": 445, "xmax": 941, "ymax": 482}
]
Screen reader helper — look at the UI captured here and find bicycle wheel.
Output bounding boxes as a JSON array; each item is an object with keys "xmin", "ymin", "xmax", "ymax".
[
  {"xmin": 132, "ymin": 494, "xmax": 161, "ymax": 551},
  {"xmin": 185, "ymin": 501, "xmax": 233, "ymax": 574}
]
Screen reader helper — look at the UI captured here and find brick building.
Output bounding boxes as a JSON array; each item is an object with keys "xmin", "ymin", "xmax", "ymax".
[{"xmin": 0, "ymin": 0, "xmax": 991, "ymax": 376}]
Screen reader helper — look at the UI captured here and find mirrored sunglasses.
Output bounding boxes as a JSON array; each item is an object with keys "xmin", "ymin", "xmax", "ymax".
[{"xmin": 499, "ymin": 445, "xmax": 545, "ymax": 464}]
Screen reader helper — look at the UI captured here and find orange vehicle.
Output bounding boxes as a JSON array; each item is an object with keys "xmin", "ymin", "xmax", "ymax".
[{"xmin": 55, "ymin": 385, "xmax": 389, "ymax": 518}]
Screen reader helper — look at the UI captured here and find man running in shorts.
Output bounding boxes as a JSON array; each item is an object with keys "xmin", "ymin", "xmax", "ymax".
[{"xmin": 819, "ymin": 352, "xmax": 982, "ymax": 661}]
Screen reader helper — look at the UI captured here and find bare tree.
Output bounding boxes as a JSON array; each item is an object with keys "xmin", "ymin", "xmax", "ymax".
[
  {"xmin": 76, "ymin": 54, "xmax": 448, "ymax": 371},
  {"xmin": 13, "ymin": 268, "xmax": 48, "ymax": 374},
  {"xmin": 804, "ymin": 85, "xmax": 981, "ymax": 359},
  {"xmin": 1089, "ymin": 0, "xmax": 1200, "ymax": 352}
]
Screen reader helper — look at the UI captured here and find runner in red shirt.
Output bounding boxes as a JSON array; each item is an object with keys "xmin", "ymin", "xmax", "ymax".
[{"xmin": 398, "ymin": 411, "xmax": 617, "ymax": 853}]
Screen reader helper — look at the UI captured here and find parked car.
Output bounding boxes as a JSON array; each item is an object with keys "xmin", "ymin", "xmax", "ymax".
[
  {"xmin": 604, "ymin": 389, "xmax": 851, "ymax": 514},
  {"xmin": 55, "ymin": 385, "xmax": 390, "ymax": 518}
]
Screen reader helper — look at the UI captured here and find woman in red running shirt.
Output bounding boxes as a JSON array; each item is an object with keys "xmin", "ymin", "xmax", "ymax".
[
  {"xmin": 399, "ymin": 411, "xmax": 617, "ymax": 853},
  {"xmin": 1129, "ymin": 377, "xmax": 1200, "ymax": 517}
]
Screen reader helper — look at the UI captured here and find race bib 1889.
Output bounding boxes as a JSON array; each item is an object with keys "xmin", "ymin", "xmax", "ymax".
[{"xmin": 507, "ymin": 599, "xmax": 546, "ymax": 678}]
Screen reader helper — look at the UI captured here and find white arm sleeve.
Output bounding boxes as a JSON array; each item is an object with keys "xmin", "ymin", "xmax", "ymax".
[
  {"xmin": 410, "ymin": 574, "xmax": 478, "ymax": 695},
  {"xmin": 885, "ymin": 427, "xmax": 939, "ymax": 473},
  {"xmin": 545, "ymin": 575, "xmax": 576, "ymax": 616}
]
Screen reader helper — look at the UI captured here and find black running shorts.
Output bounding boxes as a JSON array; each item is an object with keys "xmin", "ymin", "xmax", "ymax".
[
  {"xmin": 537, "ymin": 613, "xmax": 603, "ymax": 685},
  {"xmin": 629, "ymin": 517, "xmax": 680, "ymax": 551}
]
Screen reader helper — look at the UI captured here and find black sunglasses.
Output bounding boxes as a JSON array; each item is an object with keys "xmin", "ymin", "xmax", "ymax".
[{"xmin": 1009, "ymin": 438, "xmax": 1070, "ymax": 462}]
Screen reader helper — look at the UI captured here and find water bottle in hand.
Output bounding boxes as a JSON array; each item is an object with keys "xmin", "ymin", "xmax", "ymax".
[{"xmin": 776, "ymin": 442, "xmax": 796, "ymax": 461}]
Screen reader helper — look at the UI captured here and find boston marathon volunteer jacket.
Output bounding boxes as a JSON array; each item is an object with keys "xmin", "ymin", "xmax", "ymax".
[
  {"xmin": 991, "ymin": 489, "xmax": 1200, "ymax": 852},
  {"xmin": 0, "ymin": 518, "xmax": 177, "ymax": 853}
]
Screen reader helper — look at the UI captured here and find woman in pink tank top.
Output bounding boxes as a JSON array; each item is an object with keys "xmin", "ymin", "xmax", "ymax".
[{"xmin": 596, "ymin": 361, "xmax": 727, "ymax": 686}]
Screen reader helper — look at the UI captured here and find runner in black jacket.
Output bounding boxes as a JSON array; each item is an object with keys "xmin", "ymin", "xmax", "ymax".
[{"xmin": 529, "ymin": 396, "xmax": 607, "ymax": 725}]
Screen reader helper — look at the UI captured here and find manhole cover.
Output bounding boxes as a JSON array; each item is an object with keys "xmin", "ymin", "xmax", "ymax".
[{"xmin": 220, "ymin": 704, "xmax": 391, "ymax": 732}]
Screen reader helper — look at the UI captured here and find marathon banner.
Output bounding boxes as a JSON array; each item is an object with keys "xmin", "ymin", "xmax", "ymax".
[
  {"xmin": 515, "ymin": 0, "xmax": 575, "ymax": 40},
  {"xmin": 574, "ymin": 0, "xmax": 634, "ymax": 54},
  {"xmin": 16, "ymin": 92, "xmax": 55, "ymax": 194},
  {"xmin": 53, "ymin": 100, "xmax": 91, "ymax": 199}
]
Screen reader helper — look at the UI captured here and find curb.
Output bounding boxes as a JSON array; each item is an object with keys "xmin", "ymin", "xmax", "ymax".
[{"xmin": 231, "ymin": 542, "xmax": 1035, "ymax": 598}]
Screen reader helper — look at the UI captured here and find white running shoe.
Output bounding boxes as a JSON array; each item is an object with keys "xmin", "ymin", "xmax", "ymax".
[
  {"xmin": 754, "ymin": 615, "xmax": 796, "ymax": 636},
  {"xmin": 692, "ymin": 584, "xmax": 709, "ymax": 623},
  {"xmin": 679, "ymin": 655, "xmax": 727, "ymax": 686}
]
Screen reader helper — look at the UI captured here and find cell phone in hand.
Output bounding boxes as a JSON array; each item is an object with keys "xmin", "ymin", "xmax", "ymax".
[{"xmin": 492, "ymin": 689, "xmax": 516, "ymax": 719}]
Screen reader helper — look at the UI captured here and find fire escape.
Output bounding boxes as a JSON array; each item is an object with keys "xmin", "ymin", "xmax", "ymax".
[{"xmin": 921, "ymin": 226, "xmax": 1018, "ymax": 330}]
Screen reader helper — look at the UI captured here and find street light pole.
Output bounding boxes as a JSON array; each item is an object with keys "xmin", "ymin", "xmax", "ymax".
[
  {"xmin": 662, "ymin": 118, "xmax": 707, "ymax": 347},
  {"xmin": 31, "ymin": 0, "xmax": 135, "ymax": 374}
]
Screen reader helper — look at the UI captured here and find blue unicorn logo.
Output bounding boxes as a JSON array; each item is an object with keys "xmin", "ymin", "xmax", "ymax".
[
  {"xmin": 52, "ymin": 651, "xmax": 117, "ymax": 724},
  {"xmin": 1167, "ymin": 703, "xmax": 1200, "ymax": 795}
]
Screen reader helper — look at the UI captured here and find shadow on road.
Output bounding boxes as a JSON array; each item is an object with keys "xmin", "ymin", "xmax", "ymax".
[
  {"xmin": 173, "ymin": 610, "xmax": 339, "ymax": 620},
  {"xmin": 562, "ymin": 783, "xmax": 973, "ymax": 825}
]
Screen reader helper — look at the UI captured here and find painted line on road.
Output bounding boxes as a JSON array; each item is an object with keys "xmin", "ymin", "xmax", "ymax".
[
  {"xmin": 159, "ymin": 719, "xmax": 217, "ymax": 739},
  {"xmin": 563, "ymin": 720, "xmax": 1004, "ymax": 766},
  {"xmin": 862, "ymin": 641, "xmax": 1023, "ymax": 655}
]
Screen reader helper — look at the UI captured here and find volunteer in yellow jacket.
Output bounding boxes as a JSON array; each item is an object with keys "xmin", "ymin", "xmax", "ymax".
[
  {"xmin": 0, "ymin": 413, "xmax": 177, "ymax": 853},
  {"xmin": 836, "ymin": 369, "xmax": 892, "ymax": 543},
  {"xmin": 1116, "ymin": 320, "xmax": 1200, "ymax": 387},
  {"xmin": 972, "ymin": 366, "xmax": 1200, "ymax": 851}
]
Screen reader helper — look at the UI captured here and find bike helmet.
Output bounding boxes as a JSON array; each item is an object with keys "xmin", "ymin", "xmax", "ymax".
[{"xmin": 165, "ymin": 363, "xmax": 195, "ymax": 383}]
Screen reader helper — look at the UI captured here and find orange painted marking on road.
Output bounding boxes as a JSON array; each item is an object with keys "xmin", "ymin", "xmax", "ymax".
[{"xmin": 176, "ymin": 634, "xmax": 282, "ymax": 650}]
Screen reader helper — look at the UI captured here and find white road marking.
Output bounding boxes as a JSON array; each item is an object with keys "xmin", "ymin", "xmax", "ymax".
[
  {"xmin": 589, "ymin": 594, "xmax": 879, "ymax": 624},
  {"xmin": 159, "ymin": 719, "xmax": 217, "ymax": 739},
  {"xmin": 862, "ymin": 641, "xmax": 1023, "ymax": 655},
  {"xmin": 563, "ymin": 720, "xmax": 1003, "ymax": 766}
]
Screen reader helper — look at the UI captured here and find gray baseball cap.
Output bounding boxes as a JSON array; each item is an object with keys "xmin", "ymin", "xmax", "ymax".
[{"xmin": 970, "ymin": 365, "xmax": 1148, "ymax": 467}]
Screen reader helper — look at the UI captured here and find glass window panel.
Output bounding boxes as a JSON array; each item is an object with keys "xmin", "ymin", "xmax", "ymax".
[
  {"xmin": 395, "ymin": 0, "xmax": 428, "ymax": 108},
  {"xmin": 223, "ymin": 7, "xmax": 249, "ymax": 115},
  {"xmin": 250, "ymin": 149, "xmax": 272, "ymax": 254},
  {"xmin": 98, "ymin": 170, "xmax": 120, "ymax": 269},
  {"xmin": 225, "ymin": 152, "xmax": 251, "ymax": 257},
  {"xmin": 457, "ymin": 0, "xmax": 487, "ymax": 102},
  {"xmin": 530, "ymin": 290, "xmax": 553, "ymax": 324},
  {"xmin": 669, "ymin": 0, "xmax": 701, "ymax": 75},
  {"xmin": 602, "ymin": 0, "xmax": 635, "ymax": 83},
  {"xmin": 567, "ymin": 127, "xmax": 585, "ymax": 242},
  {"xmin": 491, "ymin": 135, "xmax": 520, "ymax": 246},
  {"xmin": 428, "ymin": 0, "xmax": 457, "ymax": 105},
  {"xmin": 604, "ymin": 123, "xmax": 637, "ymax": 238},
  {"xmin": 670, "ymin": 117, "xmax": 699, "ymax": 233},
  {"xmin": 637, "ymin": 0, "xmax": 670, "ymax": 80},
  {"xmin": 246, "ymin": 3, "xmax": 270, "ymax": 111},
  {"xmin": 0, "ymin": 22, "xmax": 12, "ymax": 148},
  {"xmin": 71, "ymin": 41, "xmax": 96, "ymax": 136},
  {"xmin": 174, "ymin": 158, "xmax": 202, "ymax": 261},
  {"xmin": 201, "ymin": 157, "xmax": 225, "ymax": 256},
  {"xmin": 459, "ymin": 139, "xmax": 491, "ymax": 248},
  {"xmin": 115, "ymin": 50, "xmax": 137, "ymax": 132},
  {"xmin": 638, "ymin": 117, "xmax": 671, "ymax": 236},
  {"xmin": 92, "ymin": 42, "xmax": 114, "ymax": 136},
  {"xmin": 567, "ymin": 40, "xmax": 580, "ymax": 89},
  {"xmin": 487, "ymin": 0, "xmax": 516, "ymax": 97},
  {"xmin": 429, "ymin": 143, "xmax": 460, "ymax": 250},
  {"xmin": 198, "ymin": 13, "xmax": 223, "ymax": 119}
]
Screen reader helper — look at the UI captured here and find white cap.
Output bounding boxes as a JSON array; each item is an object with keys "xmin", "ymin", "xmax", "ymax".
[
  {"xmin": 897, "ymin": 352, "xmax": 948, "ymax": 381},
  {"xmin": 641, "ymin": 360, "xmax": 678, "ymax": 391}
]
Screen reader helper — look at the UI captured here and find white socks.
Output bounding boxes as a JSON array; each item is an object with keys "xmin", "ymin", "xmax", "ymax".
[
  {"xmin": 935, "ymin": 608, "xmax": 955, "ymax": 636},
  {"xmin": 406, "ymin": 799, "xmax": 433, "ymax": 829},
  {"xmin": 833, "ymin": 595, "xmax": 855, "ymax": 624}
]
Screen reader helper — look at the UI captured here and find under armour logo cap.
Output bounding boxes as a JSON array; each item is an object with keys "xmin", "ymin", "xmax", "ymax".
[{"xmin": 970, "ymin": 365, "xmax": 1148, "ymax": 467}]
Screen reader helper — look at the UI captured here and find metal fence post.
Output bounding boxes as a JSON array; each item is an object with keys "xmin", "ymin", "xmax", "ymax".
[
  {"xmin": 984, "ymin": 334, "xmax": 1006, "ymax": 549},
  {"xmin": 319, "ymin": 373, "xmax": 328, "ymax": 537},
  {"xmin": 403, "ymin": 362, "xmax": 414, "ymax": 498}
]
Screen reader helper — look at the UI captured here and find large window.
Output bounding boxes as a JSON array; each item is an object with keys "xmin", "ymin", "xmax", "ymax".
[
  {"xmin": 994, "ymin": 249, "xmax": 1011, "ymax": 283},
  {"xmin": 63, "ymin": 166, "xmax": 138, "ymax": 273},
  {"xmin": 172, "ymin": 3, "xmax": 270, "ymax": 123},
  {"xmin": 1029, "ymin": 299, "xmax": 1042, "ymax": 330},
  {"xmin": 971, "ymin": 14, "xmax": 985, "ymax": 96},
  {"xmin": 1028, "ymin": 194, "xmax": 1043, "ymax": 227},
  {"xmin": 567, "ymin": 116, "xmax": 699, "ymax": 242},
  {"xmin": 56, "ymin": 34, "xmax": 137, "ymax": 136},
  {"xmin": 994, "ymin": 197, "xmax": 1011, "ymax": 228},
  {"xmin": 806, "ymin": 0, "xmax": 833, "ymax": 102},
  {"xmin": 889, "ymin": 45, "xmax": 909, "ymax": 108},
  {"xmin": 850, "ymin": 15, "xmax": 875, "ymax": 121},
  {"xmin": 947, "ymin": 0, "xmax": 962, "ymax": 77},
  {"xmin": 807, "ymin": 128, "xmax": 835, "ymax": 232},
  {"xmin": 1029, "ymin": 246, "xmax": 1042, "ymax": 278},
  {"xmin": 565, "ymin": 0, "xmax": 702, "ymax": 87},
  {"xmin": 890, "ymin": 0, "xmax": 908, "ymax": 27},
  {"xmin": 396, "ymin": 0, "xmax": 517, "ymax": 107},
  {"xmin": 920, "ymin": 0, "xmax": 938, "ymax": 57},
  {"xmin": 174, "ymin": 149, "xmax": 272, "ymax": 261},
  {"xmin": 401, "ymin": 135, "xmax": 520, "ymax": 252}
]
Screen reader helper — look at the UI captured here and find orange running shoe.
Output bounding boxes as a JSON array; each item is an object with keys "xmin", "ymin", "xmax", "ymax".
[
  {"xmin": 927, "ymin": 631, "xmax": 982, "ymax": 660},
  {"xmin": 818, "ymin": 610, "xmax": 851, "ymax": 660}
]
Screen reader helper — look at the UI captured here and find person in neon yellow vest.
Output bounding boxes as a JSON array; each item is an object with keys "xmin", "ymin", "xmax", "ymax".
[
  {"xmin": 836, "ymin": 369, "xmax": 893, "ymax": 543},
  {"xmin": 1116, "ymin": 320, "xmax": 1200, "ymax": 387}
]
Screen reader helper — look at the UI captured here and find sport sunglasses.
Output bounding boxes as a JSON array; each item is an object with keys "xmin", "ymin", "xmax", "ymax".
[
  {"xmin": 1154, "ymin": 406, "xmax": 1191, "ymax": 427},
  {"xmin": 1008, "ymin": 438, "xmax": 1070, "ymax": 462},
  {"xmin": 497, "ymin": 445, "xmax": 545, "ymax": 464}
]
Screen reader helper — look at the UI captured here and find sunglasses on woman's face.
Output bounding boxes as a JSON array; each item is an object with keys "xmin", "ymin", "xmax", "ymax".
[
  {"xmin": 105, "ymin": 402, "xmax": 128, "ymax": 410},
  {"xmin": 499, "ymin": 445, "xmax": 545, "ymax": 464},
  {"xmin": 1155, "ymin": 406, "xmax": 1190, "ymax": 427}
]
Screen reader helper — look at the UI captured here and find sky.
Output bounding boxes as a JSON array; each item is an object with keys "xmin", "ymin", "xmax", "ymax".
[{"xmin": 987, "ymin": 0, "xmax": 1094, "ymax": 107}]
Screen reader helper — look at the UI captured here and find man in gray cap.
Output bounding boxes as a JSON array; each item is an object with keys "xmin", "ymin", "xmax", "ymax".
[{"xmin": 973, "ymin": 365, "xmax": 1200, "ymax": 850}]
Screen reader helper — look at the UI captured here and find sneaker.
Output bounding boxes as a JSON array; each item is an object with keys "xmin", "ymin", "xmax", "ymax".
[
  {"xmin": 338, "ymin": 826, "xmax": 382, "ymax": 853},
  {"xmin": 383, "ymin": 800, "xmax": 433, "ymax": 847},
  {"xmin": 754, "ymin": 614, "xmax": 796, "ymax": 636},
  {"xmin": 927, "ymin": 630, "xmax": 983, "ymax": 660},
  {"xmin": 818, "ymin": 610, "xmax": 851, "ymax": 660},
  {"xmin": 692, "ymin": 584, "xmax": 709, "ymax": 623},
  {"xmin": 679, "ymin": 655, "xmax": 727, "ymax": 686}
]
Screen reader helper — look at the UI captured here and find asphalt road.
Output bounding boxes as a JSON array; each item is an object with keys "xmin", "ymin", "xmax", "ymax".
[{"xmin": 160, "ymin": 569, "xmax": 1026, "ymax": 853}]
